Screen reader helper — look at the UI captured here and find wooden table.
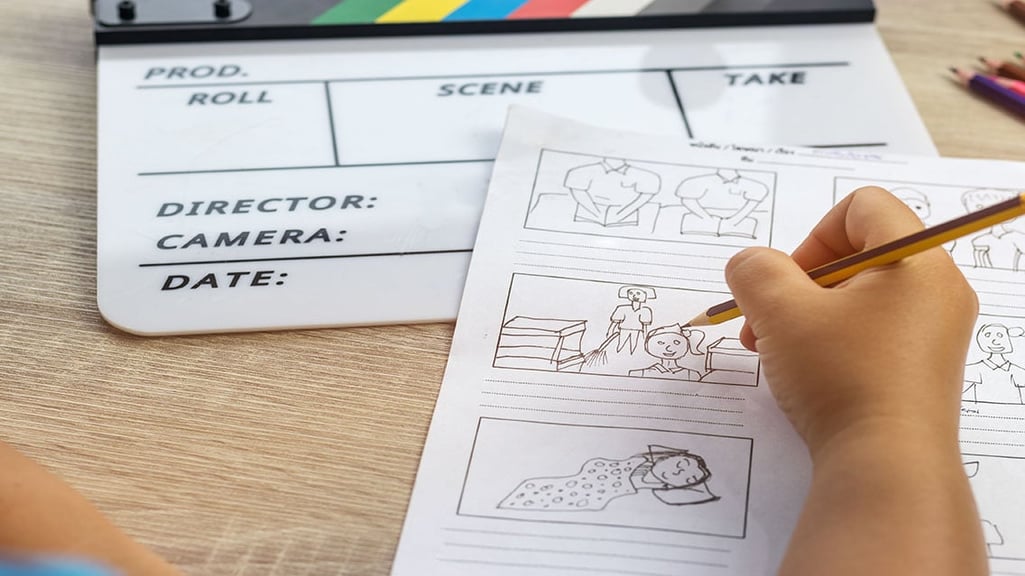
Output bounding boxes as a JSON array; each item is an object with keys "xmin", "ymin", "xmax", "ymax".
[{"xmin": 1, "ymin": 2, "xmax": 1022, "ymax": 574}]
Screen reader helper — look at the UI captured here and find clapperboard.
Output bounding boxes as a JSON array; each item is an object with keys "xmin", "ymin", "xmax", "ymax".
[{"xmin": 92, "ymin": 0, "xmax": 939, "ymax": 335}]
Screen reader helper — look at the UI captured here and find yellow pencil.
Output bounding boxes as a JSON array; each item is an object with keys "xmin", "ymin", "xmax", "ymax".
[{"xmin": 685, "ymin": 191, "xmax": 1025, "ymax": 327}]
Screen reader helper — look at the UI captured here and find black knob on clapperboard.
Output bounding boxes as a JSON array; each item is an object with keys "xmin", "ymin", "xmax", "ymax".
[
  {"xmin": 117, "ymin": 0, "xmax": 135, "ymax": 20},
  {"xmin": 214, "ymin": 0, "xmax": 232, "ymax": 18}
]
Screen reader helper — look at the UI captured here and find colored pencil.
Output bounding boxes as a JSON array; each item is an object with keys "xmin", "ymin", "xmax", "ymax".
[
  {"xmin": 994, "ymin": 75, "xmax": 1025, "ymax": 97},
  {"xmin": 950, "ymin": 67, "xmax": 1025, "ymax": 119},
  {"xmin": 996, "ymin": 0, "xmax": 1025, "ymax": 25},
  {"xmin": 685, "ymin": 192, "xmax": 1025, "ymax": 327},
  {"xmin": 980, "ymin": 56, "xmax": 1025, "ymax": 82}
]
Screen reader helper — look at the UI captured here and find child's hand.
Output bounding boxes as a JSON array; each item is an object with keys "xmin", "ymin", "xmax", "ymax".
[{"xmin": 724, "ymin": 187, "xmax": 978, "ymax": 456}]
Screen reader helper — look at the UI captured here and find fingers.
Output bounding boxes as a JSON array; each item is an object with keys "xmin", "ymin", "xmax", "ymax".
[
  {"xmin": 791, "ymin": 186, "xmax": 926, "ymax": 271},
  {"xmin": 738, "ymin": 322, "xmax": 757, "ymax": 352},
  {"xmin": 725, "ymin": 247, "xmax": 820, "ymax": 342}
]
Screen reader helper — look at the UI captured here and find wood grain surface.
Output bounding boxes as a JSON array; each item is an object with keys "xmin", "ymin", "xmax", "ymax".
[{"xmin": 1, "ymin": 1, "xmax": 1023, "ymax": 574}]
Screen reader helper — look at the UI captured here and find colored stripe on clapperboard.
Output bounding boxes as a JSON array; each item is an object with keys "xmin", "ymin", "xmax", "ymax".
[{"xmin": 312, "ymin": 0, "xmax": 713, "ymax": 24}]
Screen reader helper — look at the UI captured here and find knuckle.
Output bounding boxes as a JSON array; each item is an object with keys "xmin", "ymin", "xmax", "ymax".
[
  {"xmin": 852, "ymin": 185, "xmax": 891, "ymax": 199},
  {"xmin": 725, "ymin": 247, "xmax": 772, "ymax": 283}
]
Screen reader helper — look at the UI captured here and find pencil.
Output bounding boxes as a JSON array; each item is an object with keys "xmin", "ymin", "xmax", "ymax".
[
  {"xmin": 979, "ymin": 56, "xmax": 1025, "ymax": 82},
  {"xmin": 949, "ymin": 67, "xmax": 1025, "ymax": 118},
  {"xmin": 685, "ymin": 192, "xmax": 1025, "ymax": 327},
  {"xmin": 996, "ymin": 0, "xmax": 1025, "ymax": 25},
  {"xmin": 994, "ymin": 75, "xmax": 1025, "ymax": 97}
]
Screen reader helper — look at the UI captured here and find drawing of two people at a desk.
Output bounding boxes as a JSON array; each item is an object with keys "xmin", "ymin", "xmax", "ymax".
[
  {"xmin": 958, "ymin": 189, "xmax": 1025, "ymax": 271},
  {"xmin": 895, "ymin": 187, "xmax": 1025, "ymax": 271},
  {"xmin": 532, "ymin": 157, "xmax": 769, "ymax": 240},
  {"xmin": 498, "ymin": 445, "xmax": 719, "ymax": 513},
  {"xmin": 962, "ymin": 323, "xmax": 1025, "ymax": 405}
]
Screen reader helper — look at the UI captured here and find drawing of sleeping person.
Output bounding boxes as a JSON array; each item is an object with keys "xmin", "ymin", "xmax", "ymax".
[
  {"xmin": 628, "ymin": 324, "xmax": 706, "ymax": 380},
  {"xmin": 497, "ymin": 445, "xmax": 718, "ymax": 512},
  {"xmin": 608, "ymin": 286, "xmax": 655, "ymax": 354},
  {"xmin": 675, "ymin": 169, "xmax": 769, "ymax": 238},
  {"xmin": 630, "ymin": 445, "xmax": 720, "ymax": 505},
  {"xmin": 563, "ymin": 158, "xmax": 660, "ymax": 228},
  {"xmin": 962, "ymin": 323, "xmax": 1025, "ymax": 404}
]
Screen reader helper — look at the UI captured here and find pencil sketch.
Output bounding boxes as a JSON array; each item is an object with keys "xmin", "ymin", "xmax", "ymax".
[
  {"xmin": 983, "ymin": 520, "xmax": 1006, "ymax": 557},
  {"xmin": 526, "ymin": 150, "xmax": 775, "ymax": 246},
  {"xmin": 495, "ymin": 316, "xmax": 586, "ymax": 372},
  {"xmin": 563, "ymin": 158, "xmax": 660, "ymax": 228},
  {"xmin": 964, "ymin": 460, "xmax": 1009, "ymax": 558},
  {"xmin": 628, "ymin": 324, "xmax": 705, "ymax": 379},
  {"xmin": 497, "ymin": 445, "xmax": 719, "ymax": 512},
  {"xmin": 962, "ymin": 323, "xmax": 1025, "ymax": 405},
  {"xmin": 458, "ymin": 418, "xmax": 753, "ymax": 537},
  {"xmin": 493, "ymin": 275, "xmax": 760, "ymax": 387},
  {"xmin": 608, "ymin": 286, "xmax": 655, "ymax": 354},
  {"xmin": 892, "ymin": 187, "xmax": 932, "ymax": 223},
  {"xmin": 961, "ymin": 189, "xmax": 1025, "ymax": 270},
  {"xmin": 676, "ymin": 169, "xmax": 770, "ymax": 238},
  {"xmin": 835, "ymin": 179, "xmax": 1024, "ymax": 273},
  {"xmin": 964, "ymin": 460, "xmax": 980, "ymax": 478},
  {"xmin": 702, "ymin": 336, "xmax": 760, "ymax": 385}
]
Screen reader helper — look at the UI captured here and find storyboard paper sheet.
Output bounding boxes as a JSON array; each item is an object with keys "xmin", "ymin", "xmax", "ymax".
[{"xmin": 391, "ymin": 108, "xmax": 1025, "ymax": 576}]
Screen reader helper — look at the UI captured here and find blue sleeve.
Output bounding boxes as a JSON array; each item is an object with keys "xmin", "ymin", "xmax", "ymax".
[{"xmin": 0, "ymin": 558, "xmax": 116, "ymax": 576}]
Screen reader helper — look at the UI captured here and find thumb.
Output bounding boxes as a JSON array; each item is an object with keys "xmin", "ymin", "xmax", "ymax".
[{"xmin": 725, "ymin": 247, "xmax": 819, "ymax": 342}]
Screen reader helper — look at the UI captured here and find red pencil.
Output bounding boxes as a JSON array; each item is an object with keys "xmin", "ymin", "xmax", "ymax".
[
  {"xmin": 980, "ymin": 56, "xmax": 1025, "ymax": 82},
  {"xmin": 993, "ymin": 75, "xmax": 1025, "ymax": 97},
  {"xmin": 950, "ymin": 67, "xmax": 1025, "ymax": 118},
  {"xmin": 997, "ymin": 0, "xmax": 1025, "ymax": 25}
]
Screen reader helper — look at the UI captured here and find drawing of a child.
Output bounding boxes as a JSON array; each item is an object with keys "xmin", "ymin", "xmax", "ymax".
[
  {"xmin": 628, "ymin": 324, "xmax": 706, "ymax": 379},
  {"xmin": 962, "ymin": 323, "xmax": 1025, "ymax": 404}
]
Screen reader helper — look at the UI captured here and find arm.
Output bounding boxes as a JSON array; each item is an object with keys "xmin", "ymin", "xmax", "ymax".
[
  {"xmin": 608, "ymin": 306, "xmax": 626, "ymax": 337},
  {"xmin": 724, "ymin": 187, "xmax": 986, "ymax": 576},
  {"xmin": 725, "ymin": 182, "xmax": 768, "ymax": 224},
  {"xmin": 608, "ymin": 193, "xmax": 653, "ymax": 222},
  {"xmin": 676, "ymin": 180, "xmax": 715, "ymax": 219},
  {"xmin": 607, "ymin": 320, "xmax": 622, "ymax": 337},
  {"xmin": 568, "ymin": 187, "xmax": 602, "ymax": 219},
  {"xmin": 962, "ymin": 364, "xmax": 981, "ymax": 395},
  {"xmin": 609, "ymin": 171, "xmax": 659, "ymax": 223},
  {"xmin": 724, "ymin": 199, "xmax": 760, "ymax": 225},
  {"xmin": 564, "ymin": 167, "xmax": 601, "ymax": 218},
  {"xmin": 0, "ymin": 441, "xmax": 180, "ymax": 576},
  {"xmin": 639, "ymin": 307, "xmax": 653, "ymax": 336},
  {"xmin": 680, "ymin": 197, "xmax": 714, "ymax": 219}
]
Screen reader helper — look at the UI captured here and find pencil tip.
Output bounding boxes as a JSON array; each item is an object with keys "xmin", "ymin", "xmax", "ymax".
[
  {"xmin": 949, "ymin": 66, "xmax": 959, "ymax": 74},
  {"xmin": 682, "ymin": 323, "xmax": 691, "ymax": 328}
]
